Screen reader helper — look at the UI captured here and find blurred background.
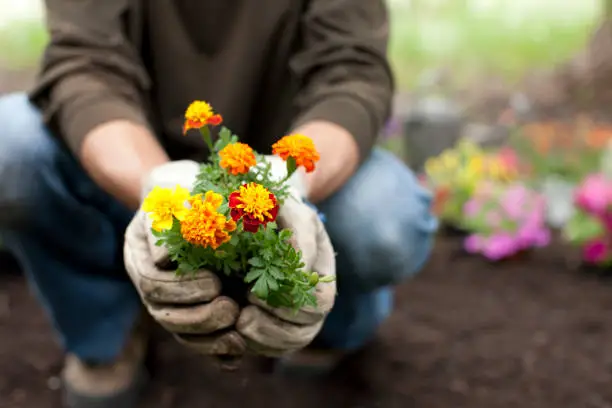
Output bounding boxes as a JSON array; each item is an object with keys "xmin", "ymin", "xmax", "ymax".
[
  {"xmin": 0, "ymin": 0, "xmax": 604, "ymax": 126},
  {"xmin": 2, "ymin": 0, "xmax": 608, "ymax": 164},
  {"xmin": 4, "ymin": 2, "xmax": 612, "ymax": 408}
]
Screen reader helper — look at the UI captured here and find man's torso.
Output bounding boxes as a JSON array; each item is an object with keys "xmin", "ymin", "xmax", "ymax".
[{"xmin": 139, "ymin": 0, "xmax": 309, "ymax": 160}]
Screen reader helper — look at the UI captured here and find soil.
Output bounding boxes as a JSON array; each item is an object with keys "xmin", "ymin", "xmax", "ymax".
[{"xmin": 2, "ymin": 236, "xmax": 612, "ymax": 408}]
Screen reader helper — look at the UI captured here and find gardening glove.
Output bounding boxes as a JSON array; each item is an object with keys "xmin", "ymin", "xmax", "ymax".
[
  {"xmin": 236, "ymin": 156, "xmax": 337, "ymax": 356},
  {"xmin": 124, "ymin": 160, "xmax": 246, "ymax": 357}
]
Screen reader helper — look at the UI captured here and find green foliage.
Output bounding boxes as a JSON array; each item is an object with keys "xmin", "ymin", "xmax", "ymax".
[
  {"xmin": 153, "ymin": 126, "xmax": 326, "ymax": 311},
  {"xmin": 389, "ymin": 0, "xmax": 597, "ymax": 89},
  {"xmin": 563, "ymin": 209, "xmax": 605, "ymax": 244}
]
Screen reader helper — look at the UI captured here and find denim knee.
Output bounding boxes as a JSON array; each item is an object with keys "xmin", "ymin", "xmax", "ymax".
[
  {"xmin": 319, "ymin": 149, "xmax": 438, "ymax": 292},
  {"xmin": 0, "ymin": 93, "xmax": 61, "ymax": 230}
]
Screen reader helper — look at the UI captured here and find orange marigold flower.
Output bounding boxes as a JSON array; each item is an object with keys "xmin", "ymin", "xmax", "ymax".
[
  {"xmin": 228, "ymin": 183, "xmax": 279, "ymax": 233},
  {"xmin": 271, "ymin": 133, "xmax": 320, "ymax": 173},
  {"xmin": 180, "ymin": 191, "xmax": 236, "ymax": 249},
  {"xmin": 183, "ymin": 100, "xmax": 223, "ymax": 134},
  {"xmin": 219, "ymin": 142, "xmax": 257, "ymax": 175}
]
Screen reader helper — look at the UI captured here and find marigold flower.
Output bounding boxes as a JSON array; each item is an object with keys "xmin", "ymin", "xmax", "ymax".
[
  {"xmin": 180, "ymin": 191, "xmax": 236, "ymax": 249},
  {"xmin": 142, "ymin": 185, "xmax": 191, "ymax": 231},
  {"xmin": 228, "ymin": 183, "xmax": 279, "ymax": 232},
  {"xmin": 183, "ymin": 100, "xmax": 223, "ymax": 134},
  {"xmin": 272, "ymin": 133, "xmax": 320, "ymax": 173},
  {"xmin": 219, "ymin": 142, "xmax": 257, "ymax": 175}
]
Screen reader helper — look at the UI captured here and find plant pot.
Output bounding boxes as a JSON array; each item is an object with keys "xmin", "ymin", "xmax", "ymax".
[
  {"xmin": 402, "ymin": 96, "xmax": 463, "ymax": 172},
  {"xmin": 540, "ymin": 176, "xmax": 576, "ymax": 228}
]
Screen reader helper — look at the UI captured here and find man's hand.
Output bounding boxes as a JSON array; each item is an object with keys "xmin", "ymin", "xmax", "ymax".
[
  {"xmin": 293, "ymin": 121, "xmax": 360, "ymax": 203},
  {"xmin": 236, "ymin": 192, "xmax": 337, "ymax": 356},
  {"xmin": 124, "ymin": 161, "xmax": 246, "ymax": 356}
]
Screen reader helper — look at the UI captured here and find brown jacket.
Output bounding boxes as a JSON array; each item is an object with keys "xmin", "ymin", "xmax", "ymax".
[{"xmin": 30, "ymin": 0, "xmax": 394, "ymax": 162}]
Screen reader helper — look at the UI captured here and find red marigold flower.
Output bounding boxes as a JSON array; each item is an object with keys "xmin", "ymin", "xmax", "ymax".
[{"xmin": 228, "ymin": 183, "xmax": 279, "ymax": 232}]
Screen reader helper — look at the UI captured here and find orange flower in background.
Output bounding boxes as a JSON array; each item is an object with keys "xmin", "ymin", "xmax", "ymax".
[
  {"xmin": 272, "ymin": 133, "xmax": 320, "ymax": 173},
  {"xmin": 432, "ymin": 186, "xmax": 450, "ymax": 216},
  {"xmin": 180, "ymin": 191, "xmax": 236, "ymax": 249},
  {"xmin": 183, "ymin": 100, "xmax": 223, "ymax": 134},
  {"xmin": 228, "ymin": 183, "xmax": 279, "ymax": 232},
  {"xmin": 219, "ymin": 142, "xmax": 257, "ymax": 175},
  {"xmin": 585, "ymin": 126, "xmax": 612, "ymax": 149}
]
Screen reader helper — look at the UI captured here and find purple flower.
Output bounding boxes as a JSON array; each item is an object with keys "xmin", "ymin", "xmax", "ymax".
[{"xmin": 481, "ymin": 233, "xmax": 519, "ymax": 260}]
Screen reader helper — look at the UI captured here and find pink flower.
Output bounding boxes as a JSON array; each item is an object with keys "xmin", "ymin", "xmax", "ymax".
[
  {"xmin": 501, "ymin": 184, "xmax": 528, "ymax": 219},
  {"xmin": 482, "ymin": 233, "xmax": 519, "ymax": 260},
  {"xmin": 575, "ymin": 174, "xmax": 612, "ymax": 215},
  {"xmin": 464, "ymin": 234, "xmax": 484, "ymax": 253},
  {"xmin": 603, "ymin": 213, "xmax": 612, "ymax": 232},
  {"xmin": 583, "ymin": 239, "xmax": 609, "ymax": 264},
  {"xmin": 517, "ymin": 224, "xmax": 550, "ymax": 248}
]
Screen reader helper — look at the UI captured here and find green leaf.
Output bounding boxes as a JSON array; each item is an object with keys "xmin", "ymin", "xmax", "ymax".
[
  {"xmin": 245, "ymin": 268, "xmax": 265, "ymax": 283},
  {"xmin": 267, "ymin": 265, "xmax": 284, "ymax": 280},
  {"xmin": 267, "ymin": 277, "xmax": 279, "ymax": 291},
  {"xmin": 223, "ymin": 263, "xmax": 231, "ymax": 276},
  {"xmin": 563, "ymin": 210, "xmax": 604, "ymax": 243},
  {"xmin": 278, "ymin": 229, "xmax": 292, "ymax": 241},
  {"xmin": 261, "ymin": 248, "xmax": 274, "ymax": 261},
  {"xmin": 248, "ymin": 257, "xmax": 265, "ymax": 267},
  {"xmin": 252, "ymin": 277, "xmax": 270, "ymax": 299},
  {"xmin": 176, "ymin": 262, "xmax": 196, "ymax": 276}
]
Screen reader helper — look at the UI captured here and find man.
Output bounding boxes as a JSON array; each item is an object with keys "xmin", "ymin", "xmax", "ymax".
[{"xmin": 0, "ymin": 0, "xmax": 437, "ymax": 407}]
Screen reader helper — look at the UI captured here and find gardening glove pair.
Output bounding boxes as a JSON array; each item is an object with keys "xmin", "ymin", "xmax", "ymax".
[{"xmin": 123, "ymin": 160, "xmax": 337, "ymax": 358}]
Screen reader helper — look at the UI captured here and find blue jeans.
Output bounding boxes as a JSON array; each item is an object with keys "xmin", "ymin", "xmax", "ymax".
[{"xmin": 0, "ymin": 93, "xmax": 438, "ymax": 363}]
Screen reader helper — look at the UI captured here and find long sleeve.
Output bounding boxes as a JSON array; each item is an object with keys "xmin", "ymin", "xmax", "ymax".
[
  {"xmin": 29, "ymin": 0, "xmax": 151, "ymax": 156},
  {"xmin": 289, "ymin": 0, "xmax": 394, "ymax": 161}
]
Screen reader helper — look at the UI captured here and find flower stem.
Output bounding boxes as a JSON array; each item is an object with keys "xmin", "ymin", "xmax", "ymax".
[
  {"xmin": 278, "ymin": 158, "xmax": 297, "ymax": 186},
  {"xmin": 200, "ymin": 126, "xmax": 215, "ymax": 153}
]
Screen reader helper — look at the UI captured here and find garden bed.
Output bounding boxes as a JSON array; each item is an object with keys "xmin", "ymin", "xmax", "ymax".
[{"xmin": 2, "ymin": 236, "xmax": 612, "ymax": 408}]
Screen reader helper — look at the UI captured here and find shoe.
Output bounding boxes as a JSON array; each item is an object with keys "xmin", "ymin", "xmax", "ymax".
[{"xmin": 61, "ymin": 318, "xmax": 150, "ymax": 408}]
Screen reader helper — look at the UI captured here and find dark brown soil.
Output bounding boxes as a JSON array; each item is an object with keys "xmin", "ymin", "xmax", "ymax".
[{"xmin": 2, "ymin": 236, "xmax": 612, "ymax": 408}]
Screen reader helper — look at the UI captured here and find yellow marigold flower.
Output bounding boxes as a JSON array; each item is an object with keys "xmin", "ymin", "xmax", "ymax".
[
  {"xmin": 219, "ymin": 142, "xmax": 257, "ymax": 175},
  {"xmin": 272, "ymin": 133, "xmax": 320, "ymax": 173},
  {"xmin": 183, "ymin": 100, "xmax": 223, "ymax": 134},
  {"xmin": 180, "ymin": 191, "xmax": 236, "ymax": 249},
  {"xmin": 142, "ymin": 186, "xmax": 191, "ymax": 231}
]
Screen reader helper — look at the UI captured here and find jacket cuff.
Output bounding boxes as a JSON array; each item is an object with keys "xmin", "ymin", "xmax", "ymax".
[
  {"xmin": 292, "ymin": 96, "xmax": 377, "ymax": 162},
  {"xmin": 61, "ymin": 97, "xmax": 149, "ymax": 156}
]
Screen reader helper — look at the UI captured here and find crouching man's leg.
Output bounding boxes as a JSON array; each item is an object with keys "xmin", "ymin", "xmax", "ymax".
[
  {"xmin": 0, "ymin": 93, "xmax": 147, "ymax": 408},
  {"xmin": 278, "ymin": 148, "xmax": 438, "ymax": 374}
]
